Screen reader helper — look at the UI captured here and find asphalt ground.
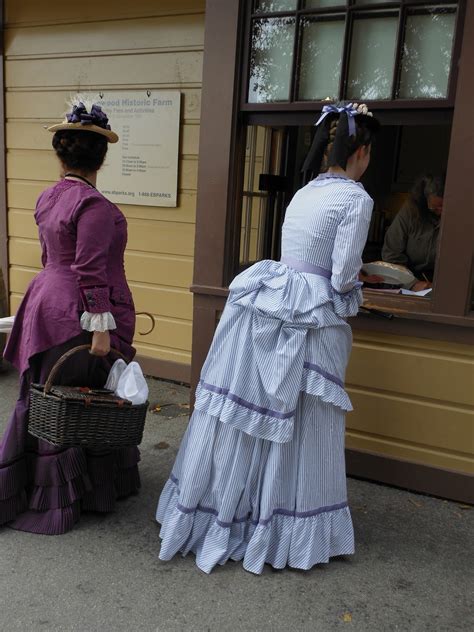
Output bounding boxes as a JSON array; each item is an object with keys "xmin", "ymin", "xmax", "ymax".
[{"xmin": 0, "ymin": 363, "xmax": 472, "ymax": 632}]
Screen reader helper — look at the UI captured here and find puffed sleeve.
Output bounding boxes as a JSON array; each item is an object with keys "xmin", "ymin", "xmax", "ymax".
[
  {"xmin": 330, "ymin": 192, "xmax": 373, "ymax": 318},
  {"xmin": 382, "ymin": 205, "xmax": 410, "ymax": 266},
  {"xmin": 71, "ymin": 196, "xmax": 117, "ymax": 330},
  {"xmin": 331, "ymin": 193, "xmax": 373, "ymax": 294}
]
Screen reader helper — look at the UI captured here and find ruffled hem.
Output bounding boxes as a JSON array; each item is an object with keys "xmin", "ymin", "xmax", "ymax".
[
  {"xmin": 194, "ymin": 382, "xmax": 294, "ymax": 443},
  {"xmin": 157, "ymin": 479, "xmax": 354, "ymax": 575},
  {"xmin": 301, "ymin": 367, "xmax": 353, "ymax": 412},
  {"xmin": 80, "ymin": 311, "xmax": 117, "ymax": 332},
  {"xmin": 194, "ymin": 362, "xmax": 352, "ymax": 443},
  {"xmin": 1, "ymin": 447, "xmax": 140, "ymax": 534}
]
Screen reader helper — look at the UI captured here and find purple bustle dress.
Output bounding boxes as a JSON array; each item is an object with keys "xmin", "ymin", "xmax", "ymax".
[{"xmin": 0, "ymin": 178, "xmax": 140, "ymax": 535}]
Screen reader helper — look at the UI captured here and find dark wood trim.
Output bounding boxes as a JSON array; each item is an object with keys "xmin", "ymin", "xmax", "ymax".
[
  {"xmin": 352, "ymin": 311, "xmax": 474, "ymax": 345},
  {"xmin": 432, "ymin": 0, "xmax": 474, "ymax": 317},
  {"xmin": 346, "ymin": 448, "xmax": 474, "ymax": 504},
  {"xmin": 193, "ymin": 0, "xmax": 243, "ymax": 291},
  {"xmin": 135, "ymin": 354, "xmax": 191, "ymax": 385},
  {"xmin": 191, "ymin": 0, "xmax": 244, "ymax": 389},
  {"xmin": 0, "ymin": 0, "xmax": 8, "ymax": 305}
]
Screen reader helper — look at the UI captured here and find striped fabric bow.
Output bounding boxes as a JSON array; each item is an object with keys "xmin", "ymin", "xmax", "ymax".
[{"xmin": 315, "ymin": 103, "xmax": 359, "ymax": 136}]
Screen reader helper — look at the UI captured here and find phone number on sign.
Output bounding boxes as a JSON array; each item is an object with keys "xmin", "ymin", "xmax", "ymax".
[{"xmin": 139, "ymin": 192, "xmax": 172, "ymax": 198}]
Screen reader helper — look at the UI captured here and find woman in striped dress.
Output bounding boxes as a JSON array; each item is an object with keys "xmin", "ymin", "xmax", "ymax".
[{"xmin": 156, "ymin": 103, "xmax": 380, "ymax": 574}]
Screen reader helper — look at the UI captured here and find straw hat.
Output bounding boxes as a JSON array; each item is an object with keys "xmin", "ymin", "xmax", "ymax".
[{"xmin": 47, "ymin": 100, "xmax": 119, "ymax": 143}]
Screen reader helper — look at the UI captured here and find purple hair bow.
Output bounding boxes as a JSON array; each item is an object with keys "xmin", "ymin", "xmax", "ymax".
[
  {"xmin": 315, "ymin": 103, "xmax": 359, "ymax": 136},
  {"xmin": 66, "ymin": 103, "xmax": 111, "ymax": 131}
]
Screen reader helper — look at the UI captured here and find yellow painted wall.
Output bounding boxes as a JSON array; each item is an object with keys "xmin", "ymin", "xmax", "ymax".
[
  {"xmin": 348, "ymin": 332, "xmax": 474, "ymax": 476},
  {"xmin": 4, "ymin": 0, "xmax": 205, "ymax": 368}
]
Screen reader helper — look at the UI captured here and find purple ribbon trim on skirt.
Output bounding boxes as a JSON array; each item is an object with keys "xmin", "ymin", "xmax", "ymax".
[
  {"xmin": 303, "ymin": 362, "xmax": 344, "ymax": 388},
  {"xmin": 170, "ymin": 475, "xmax": 348, "ymax": 528},
  {"xmin": 199, "ymin": 381, "xmax": 295, "ymax": 420},
  {"xmin": 280, "ymin": 256, "xmax": 331, "ymax": 279}
]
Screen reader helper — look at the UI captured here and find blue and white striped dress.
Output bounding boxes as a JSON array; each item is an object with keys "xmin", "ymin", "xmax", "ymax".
[{"xmin": 156, "ymin": 172, "xmax": 373, "ymax": 574}]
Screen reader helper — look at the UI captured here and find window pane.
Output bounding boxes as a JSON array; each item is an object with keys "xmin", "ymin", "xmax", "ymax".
[
  {"xmin": 248, "ymin": 17, "xmax": 296, "ymax": 103},
  {"xmin": 304, "ymin": 1, "xmax": 345, "ymax": 7},
  {"xmin": 347, "ymin": 16, "xmax": 398, "ymax": 100},
  {"xmin": 298, "ymin": 18, "xmax": 345, "ymax": 101},
  {"xmin": 398, "ymin": 11, "xmax": 456, "ymax": 99},
  {"xmin": 255, "ymin": 0, "xmax": 297, "ymax": 12}
]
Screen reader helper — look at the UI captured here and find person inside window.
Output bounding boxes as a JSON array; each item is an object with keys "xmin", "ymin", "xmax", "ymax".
[{"xmin": 382, "ymin": 174, "xmax": 444, "ymax": 291}]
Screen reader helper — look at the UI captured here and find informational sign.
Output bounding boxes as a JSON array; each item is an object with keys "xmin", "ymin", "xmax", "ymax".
[{"xmin": 97, "ymin": 91, "xmax": 181, "ymax": 207}]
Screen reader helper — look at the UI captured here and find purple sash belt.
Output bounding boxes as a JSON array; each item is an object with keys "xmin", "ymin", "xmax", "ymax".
[{"xmin": 280, "ymin": 256, "xmax": 331, "ymax": 279}]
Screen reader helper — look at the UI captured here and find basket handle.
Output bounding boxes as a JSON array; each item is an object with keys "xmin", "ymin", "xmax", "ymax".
[{"xmin": 43, "ymin": 344, "xmax": 127, "ymax": 395}]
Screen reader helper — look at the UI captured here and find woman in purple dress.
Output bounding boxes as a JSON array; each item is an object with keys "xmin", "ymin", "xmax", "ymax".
[{"xmin": 0, "ymin": 100, "xmax": 140, "ymax": 535}]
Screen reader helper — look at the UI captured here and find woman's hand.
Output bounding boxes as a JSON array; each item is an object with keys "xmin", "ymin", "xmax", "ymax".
[
  {"xmin": 359, "ymin": 271, "xmax": 385, "ymax": 284},
  {"xmin": 411, "ymin": 280, "xmax": 432, "ymax": 292},
  {"xmin": 90, "ymin": 330, "xmax": 111, "ymax": 356}
]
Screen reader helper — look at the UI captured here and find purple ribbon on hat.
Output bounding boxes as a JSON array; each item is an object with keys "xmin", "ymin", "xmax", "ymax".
[
  {"xmin": 315, "ymin": 103, "xmax": 359, "ymax": 136},
  {"xmin": 66, "ymin": 102, "xmax": 111, "ymax": 131}
]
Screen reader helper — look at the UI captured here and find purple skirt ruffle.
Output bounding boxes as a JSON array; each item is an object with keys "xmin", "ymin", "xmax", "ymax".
[{"xmin": 0, "ymin": 333, "xmax": 140, "ymax": 535}]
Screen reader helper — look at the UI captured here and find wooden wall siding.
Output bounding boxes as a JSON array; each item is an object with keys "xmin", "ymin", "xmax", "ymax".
[
  {"xmin": 347, "ymin": 333, "xmax": 474, "ymax": 475},
  {"xmin": 4, "ymin": 0, "xmax": 205, "ymax": 370}
]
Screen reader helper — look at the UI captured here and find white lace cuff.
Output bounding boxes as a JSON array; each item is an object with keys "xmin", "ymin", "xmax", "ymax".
[{"xmin": 80, "ymin": 311, "xmax": 117, "ymax": 332}]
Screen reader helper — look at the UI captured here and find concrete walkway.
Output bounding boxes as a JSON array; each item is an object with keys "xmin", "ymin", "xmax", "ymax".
[{"xmin": 0, "ymin": 363, "xmax": 472, "ymax": 632}]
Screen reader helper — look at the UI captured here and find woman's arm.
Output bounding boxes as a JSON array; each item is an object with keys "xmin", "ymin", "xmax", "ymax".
[
  {"xmin": 72, "ymin": 197, "xmax": 117, "ymax": 356},
  {"xmin": 331, "ymin": 193, "xmax": 374, "ymax": 294}
]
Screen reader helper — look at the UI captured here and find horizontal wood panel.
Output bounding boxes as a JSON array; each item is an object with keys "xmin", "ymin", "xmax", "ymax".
[
  {"xmin": 7, "ymin": 151, "xmax": 198, "ymax": 191},
  {"xmin": 129, "ymin": 283, "xmax": 193, "ymax": 321},
  {"xmin": 5, "ymin": 0, "xmax": 206, "ymax": 27},
  {"xmin": 6, "ymin": 121, "xmax": 200, "ymax": 156},
  {"xmin": 347, "ymin": 389, "xmax": 473, "ymax": 455},
  {"xmin": 7, "ymin": 181, "xmax": 197, "ymax": 222},
  {"xmin": 8, "ymin": 210, "xmax": 37, "ymax": 240},
  {"xmin": 345, "ymin": 431, "xmax": 474, "ymax": 475},
  {"xmin": 353, "ymin": 331, "xmax": 474, "ymax": 359},
  {"xmin": 132, "ymin": 341, "xmax": 191, "ymax": 366},
  {"xmin": 6, "ymin": 15, "xmax": 204, "ymax": 58},
  {"xmin": 6, "ymin": 89, "xmax": 202, "ymax": 122},
  {"xmin": 6, "ymin": 51, "xmax": 203, "ymax": 88},
  {"xmin": 127, "ymin": 219, "xmax": 195, "ymax": 257},
  {"xmin": 125, "ymin": 253, "xmax": 192, "ymax": 288},
  {"xmin": 136, "ymin": 314, "xmax": 192, "ymax": 352},
  {"xmin": 9, "ymin": 238, "xmax": 41, "ymax": 268},
  {"xmin": 348, "ymin": 342, "xmax": 474, "ymax": 407}
]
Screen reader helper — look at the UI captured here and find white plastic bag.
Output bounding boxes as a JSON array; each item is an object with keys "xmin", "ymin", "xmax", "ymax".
[
  {"xmin": 115, "ymin": 361, "xmax": 149, "ymax": 405},
  {"xmin": 104, "ymin": 359, "xmax": 127, "ymax": 391},
  {"xmin": 0, "ymin": 316, "xmax": 14, "ymax": 333}
]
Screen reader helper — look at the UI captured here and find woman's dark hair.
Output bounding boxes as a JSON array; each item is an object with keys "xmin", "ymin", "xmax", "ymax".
[
  {"xmin": 52, "ymin": 129, "xmax": 108, "ymax": 172},
  {"xmin": 408, "ymin": 174, "xmax": 445, "ymax": 224},
  {"xmin": 302, "ymin": 105, "xmax": 380, "ymax": 175}
]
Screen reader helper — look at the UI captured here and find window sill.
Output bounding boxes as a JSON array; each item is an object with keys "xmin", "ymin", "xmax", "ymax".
[{"xmin": 361, "ymin": 289, "xmax": 474, "ymax": 328}]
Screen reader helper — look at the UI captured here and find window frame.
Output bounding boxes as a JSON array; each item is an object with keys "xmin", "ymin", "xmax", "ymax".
[{"xmin": 242, "ymin": 0, "xmax": 466, "ymax": 111}]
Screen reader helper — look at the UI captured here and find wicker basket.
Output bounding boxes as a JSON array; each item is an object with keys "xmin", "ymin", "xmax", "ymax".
[{"xmin": 28, "ymin": 345, "xmax": 148, "ymax": 448}]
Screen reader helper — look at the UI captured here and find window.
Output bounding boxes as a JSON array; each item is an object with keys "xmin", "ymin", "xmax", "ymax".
[
  {"xmin": 245, "ymin": 1, "xmax": 462, "ymax": 107},
  {"xmin": 228, "ymin": 0, "xmax": 473, "ymax": 327}
]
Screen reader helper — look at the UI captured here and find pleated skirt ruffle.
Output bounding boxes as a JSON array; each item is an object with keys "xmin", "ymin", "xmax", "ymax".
[
  {"xmin": 156, "ymin": 395, "xmax": 354, "ymax": 574},
  {"xmin": 1, "ymin": 446, "xmax": 140, "ymax": 535}
]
